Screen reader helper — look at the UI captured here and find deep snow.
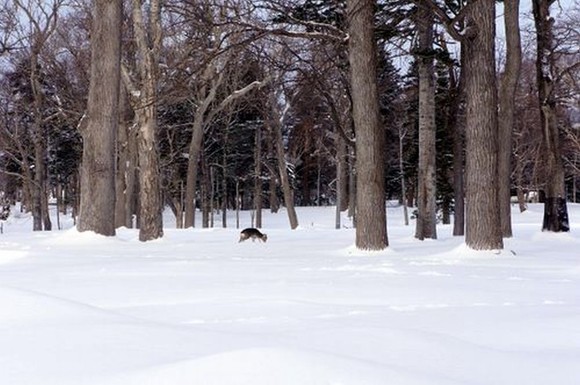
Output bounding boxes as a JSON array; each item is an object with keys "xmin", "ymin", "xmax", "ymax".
[{"xmin": 0, "ymin": 203, "xmax": 579, "ymax": 384}]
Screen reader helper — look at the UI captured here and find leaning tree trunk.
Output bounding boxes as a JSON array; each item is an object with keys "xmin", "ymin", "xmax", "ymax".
[
  {"xmin": 271, "ymin": 117, "xmax": 299, "ymax": 230},
  {"xmin": 77, "ymin": 0, "xmax": 121, "ymax": 236},
  {"xmin": 463, "ymin": 0, "xmax": 503, "ymax": 250},
  {"xmin": 533, "ymin": 0, "xmax": 570, "ymax": 232},
  {"xmin": 498, "ymin": 0, "xmax": 522, "ymax": 238},
  {"xmin": 347, "ymin": 0, "xmax": 388, "ymax": 250},
  {"xmin": 414, "ymin": 8, "xmax": 437, "ymax": 240}
]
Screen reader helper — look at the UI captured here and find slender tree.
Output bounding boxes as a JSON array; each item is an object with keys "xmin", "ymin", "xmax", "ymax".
[
  {"xmin": 498, "ymin": 0, "xmax": 522, "ymax": 238},
  {"xmin": 77, "ymin": 0, "xmax": 122, "ymax": 236}
]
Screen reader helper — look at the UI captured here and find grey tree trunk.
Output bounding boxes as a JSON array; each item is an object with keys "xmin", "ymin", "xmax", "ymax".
[
  {"xmin": 498, "ymin": 0, "xmax": 522, "ymax": 238},
  {"xmin": 78, "ymin": 0, "xmax": 121, "ymax": 236},
  {"xmin": 451, "ymin": 54, "xmax": 465, "ymax": 237},
  {"xmin": 129, "ymin": 0, "xmax": 163, "ymax": 241},
  {"xmin": 533, "ymin": 0, "xmax": 570, "ymax": 232},
  {"xmin": 270, "ymin": 113, "xmax": 299, "ymax": 229},
  {"xmin": 267, "ymin": 129, "xmax": 280, "ymax": 213},
  {"xmin": 347, "ymin": 0, "xmax": 388, "ymax": 250},
  {"xmin": 335, "ymin": 133, "xmax": 347, "ymax": 229},
  {"xmin": 414, "ymin": 9, "xmax": 437, "ymax": 240},
  {"xmin": 254, "ymin": 125, "xmax": 263, "ymax": 228},
  {"xmin": 464, "ymin": 0, "xmax": 503, "ymax": 250}
]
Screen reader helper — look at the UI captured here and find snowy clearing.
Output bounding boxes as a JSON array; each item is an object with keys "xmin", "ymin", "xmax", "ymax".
[{"xmin": 1, "ymin": 203, "xmax": 579, "ymax": 385}]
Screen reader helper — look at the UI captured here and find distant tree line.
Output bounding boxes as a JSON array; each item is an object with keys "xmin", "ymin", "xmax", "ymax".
[{"xmin": 0, "ymin": 0, "xmax": 578, "ymax": 250}]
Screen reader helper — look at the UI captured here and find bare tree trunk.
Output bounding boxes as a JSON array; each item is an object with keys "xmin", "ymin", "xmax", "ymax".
[
  {"xmin": 270, "ymin": 114, "xmax": 299, "ymax": 229},
  {"xmin": 335, "ymin": 133, "xmax": 346, "ymax": 229},
  {"xmin": 347, "ymin": 146, "xmax": 356, "ymax": 222},
  {"xmin": 31, "ymin": 49, "xmax": 50, "ymax": 231},
  {"xmin": 348, "ymin": 0, "xmax": 388, "ymax": 249},
  {"xmin": 399, "ymin": 128, "xmax": 409, "ymax": 226},
  {"xmin": 533, "ymin": 0, "xmax": 570, "ymax": 232},
  {"xmin": 451, "ymin": 60, "xmax": 465, "ymax": 237},
  {"xmin": 254, "ymin": 125, "xmax": 263, "ymax": 228},
  {"xmin": 125, "ymin": 125, "xmax": 138, "ymax": 228},
  {"xmin": 414, "ymin": 9, "xmax": 437, "ymax": 240},
  {"xmin": 201, "ymin": 153, "xmax": 210, "ymax": 228},
  {"xmin": 464, "ymin": 0, "xmax": 503, "ymax": 250},
  {"xmin": 115, "ymin": 86, "xmax": 130, "ymax": 228},
  {"xmin": 268, "ymin": 129, "xmax": 280, "ymax": 213},
  {"xmin": 222, "ymin": 140, "xmax": 228, "ymax": 228},
  {"xmin": 127, "ymin": 0, "xmax": 164, "ymax": 241},
  {"xmin": 336, "ymin": 133, "xmax": 348, "ymax": 212},
  {"xmin": 498, "ymin": 0, "xmax": 522, "ymax": 238},
  {"xmin": 184, "ymin": 93, "xmax": 215, "ymax": 228},
  {"xmin": 78, "ymin": 0, "xmax": 121, "ymax": 236}
]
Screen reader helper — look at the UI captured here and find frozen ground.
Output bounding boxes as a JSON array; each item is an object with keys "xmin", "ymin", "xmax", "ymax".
[{"xmin": 1, "ymin": 203, "xmax": 579, "ymax": 384}]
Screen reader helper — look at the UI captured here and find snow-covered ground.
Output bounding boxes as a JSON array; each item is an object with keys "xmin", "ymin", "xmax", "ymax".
[{"xmin": 1, "ymin": 203, "xmax": 579, "ymax": 385}]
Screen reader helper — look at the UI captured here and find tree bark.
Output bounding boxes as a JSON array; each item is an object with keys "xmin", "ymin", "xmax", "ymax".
[
  {"xmin": 533, "ymin": 0, "xmax": 570, "ymax": 232},
  {"xmin": 128, "ymin": 0, "xmax": 164, "ymax": 241},
  {"xmin": 463, "ymin": 0, "xmax": 503, "ymax": 250},
  {"xmin": 498, "ymin": 0, "xmax": 522, "ymax": 238},
  {"xmin": 270, "ymin": 108, "xmax": 299, "ymax": 229},
  {"xmin": 414, "ymin": 8, "xmax": 437, "ymax": 240},
  {"xmin": 451, "ymin": 52, "xmax": 465, "ymax": 237},
  {"xmin": 77, "ymin": 0, "xmax": 121, "ymax": 236},
  {"xmin": 348, "ymin": 0, "xmax": 388, "ymax": 250},
  {"xmin": 254, "ymin": 125, "xmax": 263, "ymax": 228}
]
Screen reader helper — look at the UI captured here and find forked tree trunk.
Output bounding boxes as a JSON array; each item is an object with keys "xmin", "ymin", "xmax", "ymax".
[
  {"xmin": 77, "ymin": 0, "xmax": 121, "ymax": 236},
  {"xmin": 463, "ymin": 0, "xmax": 503, "ymax": 250},
  {"xmin": 533, "ymin": 0, "xmax": 570, "ymax": 232},
  {"xmin": 347, "ymin": 0, "xmax": 388, "ymax": 250},
  {"xmin": 498, "ymin": 0, "xmax": 522, "ymax": 238},
  {"xmin": 415, "ymin": 9, "xmax": 437, "ymax": 240}
]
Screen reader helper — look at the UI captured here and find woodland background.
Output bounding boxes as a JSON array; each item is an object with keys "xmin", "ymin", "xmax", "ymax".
[{"xmin": 0, "ymin": 0, "xmax": 578, "ymax": 249}]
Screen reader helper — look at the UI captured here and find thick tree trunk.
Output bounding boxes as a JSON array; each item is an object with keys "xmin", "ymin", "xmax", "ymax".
[
  {"xmin": 129, "ymin": 0, "xmax": 163, "ymax": 241},
  {"xmin": 498, "ymin": 0, "xmax": 522, "ymax": 238},
  {"xmin": 415, "ymin": 9, "xmax": 437, "ymax": 240},
  {"xmin": 77, "ymin": 0, "xmax": 121, "ymax": 236},
  {"xmin": 463, "ymin": 0, "xmax": 503, "ymax": 250},
  {"xmin": 137, "ymin": 112, "xmax": 164, "ymax": 241},
  {"xmin": 348, "ymin": 0, "xmax": 388, "ymax": 250},
  {"xmin": 533, "ymin": 0, "xmax": 570, "ymax": 232}
]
